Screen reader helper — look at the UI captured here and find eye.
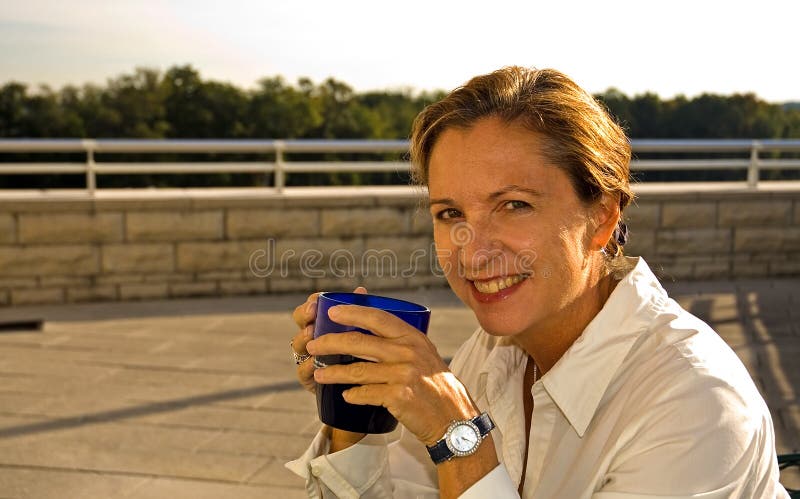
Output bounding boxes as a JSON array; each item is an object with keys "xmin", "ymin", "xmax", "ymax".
[
  {"xmin": 503, "ymin": 200, "xmax": 531, "ymax": 211},
  {"xmin": 434, "ymin": 208, "xmax": 463, "ymax": 220}
]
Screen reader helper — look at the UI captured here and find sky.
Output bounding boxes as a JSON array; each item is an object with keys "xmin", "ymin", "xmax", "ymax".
[{"xmin": 0, "ymin": 0, "xmax": 798, "ymax": 103}]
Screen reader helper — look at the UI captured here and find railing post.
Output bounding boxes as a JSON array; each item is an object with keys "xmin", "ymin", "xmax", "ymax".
[
  {"xmin": 83, "ymin": 139, "xmax": 97, "ymax": 196},
  {"xmin": 274, "ymin": 140, "xmax": 285, "ymax": 193},
  {"xmin": 747, "ymin": 141, "xmax": 760, "ymax": 189}
]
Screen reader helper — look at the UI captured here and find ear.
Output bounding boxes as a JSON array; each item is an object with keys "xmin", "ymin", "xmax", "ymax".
[{"xmin": 589, "ymin": 194, "xmax": 620, "ymax": 251}]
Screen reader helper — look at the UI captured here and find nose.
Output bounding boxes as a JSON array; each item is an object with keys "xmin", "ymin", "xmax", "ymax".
[{"xmin": 452, "ymin": 220, "xmax": 505, "ymax": 276}]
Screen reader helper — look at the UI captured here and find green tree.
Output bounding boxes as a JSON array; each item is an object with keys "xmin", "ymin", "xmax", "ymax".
[{"xmin": 247, "ymin": 76, "xmax": 321, "ymax": 138}]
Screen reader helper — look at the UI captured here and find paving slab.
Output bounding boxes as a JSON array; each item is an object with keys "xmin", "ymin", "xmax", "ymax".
[{"xmin": 0, "ymin": 281, "xmax": 798, "ymax": 496}]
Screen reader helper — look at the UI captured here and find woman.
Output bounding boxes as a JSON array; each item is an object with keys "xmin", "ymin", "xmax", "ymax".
[{"xmin": 286, "ymin": 67, "xmax": 788, "ymax": 498}]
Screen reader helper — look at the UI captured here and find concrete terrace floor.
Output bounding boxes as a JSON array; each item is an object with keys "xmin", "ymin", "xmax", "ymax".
[{"xmin": 0, "ymin": 280, "xmax": 798, "ymax": 498}]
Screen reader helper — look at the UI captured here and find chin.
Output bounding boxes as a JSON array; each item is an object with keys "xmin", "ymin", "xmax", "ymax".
[{"xmin": 475, "ymin": 314, "xmax": 531, "ymax": 338}]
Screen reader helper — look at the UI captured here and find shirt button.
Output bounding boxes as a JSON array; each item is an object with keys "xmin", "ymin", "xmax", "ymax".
[{"xmin": 311, "ymin": 466, "xmax": 321, "ymax": 477}]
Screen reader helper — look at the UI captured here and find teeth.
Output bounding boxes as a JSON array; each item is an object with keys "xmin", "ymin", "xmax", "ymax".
[{"xmin": 473, "ymin": 274, "xmax": 527, "ymax": 294}]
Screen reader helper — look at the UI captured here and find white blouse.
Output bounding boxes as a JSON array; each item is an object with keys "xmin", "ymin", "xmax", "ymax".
[{"xmin": 286, "ymin": 257, "xmax": 789, "ymax": 498}]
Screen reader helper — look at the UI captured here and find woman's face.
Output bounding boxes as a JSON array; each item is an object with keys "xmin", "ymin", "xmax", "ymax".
[{"xmin": 428, "ymin": 117, "xmax": 602, "ymax": 339}]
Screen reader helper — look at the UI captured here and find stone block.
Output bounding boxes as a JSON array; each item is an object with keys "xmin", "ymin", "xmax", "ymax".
[
  {"xmin": 622, "ymin": 229, "xmax": 656, "ymax": 257},
  {"xmin": 0, "ymin": 245, "xmax": 99, "ymax": 276},
  {"xmin": 39, "ymin": 276, "xmax": 92, "ymax": 287},
  {"xmin": 410, "ymin": 209, "xmax": 433, "ymax": 235},
  {"xmin": 219, "ymin": 280, "xmax": 267, "ymax": 295},
  {"xmin": 169, "ymin": 282, "xmax": 218, "ymax": 298},
  {"xmin": 95, "ymin": 273, "xmax": 145, "ymax": 285},
  {"xmin": 11, "ymin": 287, "xmax": 65, "ymax": 305},
  {"xmin": 143, "ymin": 273, "xmax": 193, "ymax": 283},
  {"xmin": 364, "ymin": 236, "xmax": 433, "ymax": 276},
  {"xmin": 196, "ymin": 270, "xmax": 244, "ymax": 281},
  {"xmin": 769, "ymin": 260, "xmax": 800, "ymax": 276},
  {"xmin": 651, "ymin": 262, "xmax": 694, "ymax": 281},
  {"xmin": 406, "ymin": 274, "xmax": 449, "ymax": 289},
  {"xmin": 795, "ymin": 201, "xmax": 800, "ymax": 225},
  {"xmin": 661, "ymin": 202, "xmax": 716, "ymax": 229},
  {"xmin": 751, "ymin": 252, "xmax": 787, "ymax": 263},
  {"xmin": 269, "ymin": 276, "xmax": 315, "ymax": 293},
  {"xmin": 315, "ymin": 276, "xmax": 362, "ymax": 292},
  {"xmin": 732, "ymin": 261, "xmax": 769, "ymax": 278},
  {"xmin": 126, "ymin": 211, "xmax": 223, "ymax": 241},
  {"xmin": 119, "ymin": 283, "xmax": 168, "ymax": 300},
  {"xmin": 226, "ymin": 209, "xmax": 318, "ymax": 238},
  {"xmin": 656, "ymin": 229, "xmax": 731, "ymax": 255},
  {"xmin": 102, "ymin": 244, "xmax": 174, "ymax": 273},
  {"xmin": 734, "ymin": 228, "xmax": 800, "ymax": 252},
  {"xmin": 18, "ymin": 212, "xmax": 123, "ymax": 244},
  {"xmin": 177, "ymin": 240, "xmax": 264, "ymax": 272},
  {"xmin": 0, "ymin": 214, "xmax": 15, "ymax": 243},
  {"xmin": 0, "ymin": 289, "xmax": 8, "ymax": 305},
  {"xmin": 623, "ymin": 202, "xmax": 660, "ymax": 230},
  {"xmin": 67, "ymin": 285, "xmax": 118, "ymax": 302},
  {"xmin": 693, "ymin": 261, "xmax": 731, "ymax": 279},
  {"xmin": 272, "ymin": 238, "xmax": 364, "ymax": 279},
  {"xmin": 321, "ymin": 207, "xmax": 407, "ymax": 237},
  {"xmin": 0, "ymin": 277, "xmax": 38, "ymax": 289},
  {"xmin": 361, "ymin": 275, "xmax": 407, "ymax": 291},
  {"xmin": 718, "ymin": 200, "xmax": 792, "ymax": 227}
]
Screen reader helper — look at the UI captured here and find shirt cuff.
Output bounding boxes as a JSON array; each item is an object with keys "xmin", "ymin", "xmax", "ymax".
[
  {"xmin": 285, "ymin": 426, "xmax": 390, "ymax": 499},
  {"xmin": 458, "ymin": 463, "xmax": 519, "ymax": 499}
]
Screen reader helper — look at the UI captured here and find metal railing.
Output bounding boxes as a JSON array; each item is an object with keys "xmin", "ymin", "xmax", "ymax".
[{"xmin": 1, "ymin": 139, "xmax": 799, "ymax": 195}]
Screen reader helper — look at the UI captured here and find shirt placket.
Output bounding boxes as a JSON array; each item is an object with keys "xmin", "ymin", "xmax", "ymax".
[{"xmin": 526, "ymin": 383, "xmax": 557, "ymax": 499}]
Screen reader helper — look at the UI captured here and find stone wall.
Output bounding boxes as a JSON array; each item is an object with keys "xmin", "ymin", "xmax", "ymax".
[{"xmin": 1, "ymin": 185, "xmax": 799, "ymax": 306}]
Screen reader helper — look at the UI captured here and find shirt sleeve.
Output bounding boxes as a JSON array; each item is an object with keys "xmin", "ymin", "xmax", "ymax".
[
  {"xmin": 285, "ymin": 426, "xmax": 393, "ymax": 499},
  {"xmin": 458, "ymin": 463, "xmax": 520, "ymax": 499},
  {"xmin": 285, "ymin": 425, "xmax": 521, "ymax": 499}
]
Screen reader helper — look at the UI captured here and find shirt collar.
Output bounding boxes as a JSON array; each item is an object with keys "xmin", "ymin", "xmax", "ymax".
[
  {"xmin": 475, "ymin": 336, "xmax": 526, "ymax": 406},
  {"xmin": 541, "ymin": 257, "xmax": 666, "ymax": 437}
]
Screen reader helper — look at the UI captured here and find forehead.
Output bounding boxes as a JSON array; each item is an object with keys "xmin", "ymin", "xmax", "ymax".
[{"xmin": 427, "ymin": 117, "xmax": 566, "ymax": 200}]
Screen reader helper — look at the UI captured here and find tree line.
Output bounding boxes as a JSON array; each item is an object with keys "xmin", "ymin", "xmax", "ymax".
[{"xmin": 1, "ymin": 65, "xmax": 798, "ymax": 188}]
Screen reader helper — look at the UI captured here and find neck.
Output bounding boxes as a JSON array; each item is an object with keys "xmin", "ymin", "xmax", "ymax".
[{"xmin": 513, "ymin": 270, "xmax": 619, "ymax": 376}]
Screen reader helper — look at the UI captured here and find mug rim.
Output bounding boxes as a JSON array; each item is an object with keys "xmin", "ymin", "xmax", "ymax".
[{"xmin": 318, "ymin": 291, "xmax": 430, "ymax": 314}]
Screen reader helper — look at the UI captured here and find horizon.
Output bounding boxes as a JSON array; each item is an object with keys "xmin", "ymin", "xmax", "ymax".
[
  {"xmin": 4, "ymin": 63, "xmax": 800, "ymax": 106},
  {"xmin": 1, "ymin": 0, "xmax": 798, "ymax": 104}
]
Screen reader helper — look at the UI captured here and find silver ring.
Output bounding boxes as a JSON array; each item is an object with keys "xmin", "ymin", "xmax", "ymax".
[{"xmin": 290, "ymin": 339, "xmax": 311, "ymax": 365}]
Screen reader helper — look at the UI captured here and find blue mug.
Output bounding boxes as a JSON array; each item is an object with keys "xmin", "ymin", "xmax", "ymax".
[{"xmin": 314, "ymin": 292, "xmax": 431, "ymax": 434}]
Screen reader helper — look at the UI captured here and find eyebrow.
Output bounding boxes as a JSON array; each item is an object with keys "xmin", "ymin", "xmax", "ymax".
[
  {"xmin": 428, "ymin": 185, "xmax": 543, "ymax": 206},
  {"xmin": 488, "ymin": 184, "xmax": 544, "ymax": 199}
]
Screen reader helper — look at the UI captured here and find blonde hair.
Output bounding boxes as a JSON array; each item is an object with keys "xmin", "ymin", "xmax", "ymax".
[{"xmin": 410, "ymin": 66, "xmax": 633, "ymax": 257}]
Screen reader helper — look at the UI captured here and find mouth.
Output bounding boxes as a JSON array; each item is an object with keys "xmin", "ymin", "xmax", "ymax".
[{"xmin": 470, "ymin": 274, "xmax": 529, "ymax": 295}]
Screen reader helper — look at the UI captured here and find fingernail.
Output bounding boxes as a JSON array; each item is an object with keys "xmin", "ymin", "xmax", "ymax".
[
  {"xmin": 313, "ymin": 369, "xmax": 323, "ymax": 381},
  {"xmin": 328, "ymin": 306, "xmax": 340, "ymax": 318},
  {"xmin": 304, "ymin": 325, "xmax": 313, "ymax": 339},
  {"xmin": 305, "ymin": 340, "xmax": 316, "ymax": 354},
  {"xmin": 306, "ymin": 301, "xmax": 316, "ymax": 314}
]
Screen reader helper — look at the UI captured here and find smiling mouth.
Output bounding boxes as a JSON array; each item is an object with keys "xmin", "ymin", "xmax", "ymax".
[{"xmin": 471, "ymin": 274, "xmax": 529, "ymax": 294}]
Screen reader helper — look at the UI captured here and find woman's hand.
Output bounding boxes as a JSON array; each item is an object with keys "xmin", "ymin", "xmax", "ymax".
[
  {"xmin": 290, "ymin": 287, "xmax": 366, "ymax": 393},
  {"xmin": 291, "ymin": 287, "xmax": 369, "ymax": 452},
  {"xmin": 306, "ymin": 304, "xmax": 480, "ymax": 446}
]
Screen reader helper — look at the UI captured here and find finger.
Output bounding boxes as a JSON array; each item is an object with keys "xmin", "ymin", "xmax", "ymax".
[
  {"xmin": 297, "ymin": 357, "xmax": 316, "ymax": 393},
  {"xmin": 314, "ymin": 361, "xmax": 411, "ymax": 386},
  {"xmin": 354, "ymin": 286, "xmax": 367, "ymax": 294},
  {"xmin": 342, "ymin": 383, "xmax": 408, "ymax": 409},
  {"xmin": 328, "ymin": 305, "xmax": 420, "ymax": 340},
  {"xmin": 291, "ymin": 323, "xmax": 315, "ymax": 355},
  {"xmin": 292, "ymin": 292, "xmax": 321, "ymax": 329},
  {"xmin": 306, "ymin": 331, "xmax": 409, "ymax": 362}
]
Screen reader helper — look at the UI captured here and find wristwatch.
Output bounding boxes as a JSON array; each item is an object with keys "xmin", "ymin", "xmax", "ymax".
[{"xmin": 426, "ymin": 412, "xmax": 495, "ymax": 465}]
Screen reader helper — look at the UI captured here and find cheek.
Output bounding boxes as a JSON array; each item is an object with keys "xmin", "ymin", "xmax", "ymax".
[{"xmin": 433, "ymin": 230, "xmax": 458, "ymax": 274}]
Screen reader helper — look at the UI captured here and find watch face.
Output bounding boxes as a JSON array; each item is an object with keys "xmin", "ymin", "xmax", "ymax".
[{"xmin": 447, "ymin": 423, "xmax": 480, "ymax": 453}]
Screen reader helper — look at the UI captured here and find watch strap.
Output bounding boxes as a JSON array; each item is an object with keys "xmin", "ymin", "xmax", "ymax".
[{"xmin": 427, "ymin": 412, "xmax": 495, "ymax": 465}]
